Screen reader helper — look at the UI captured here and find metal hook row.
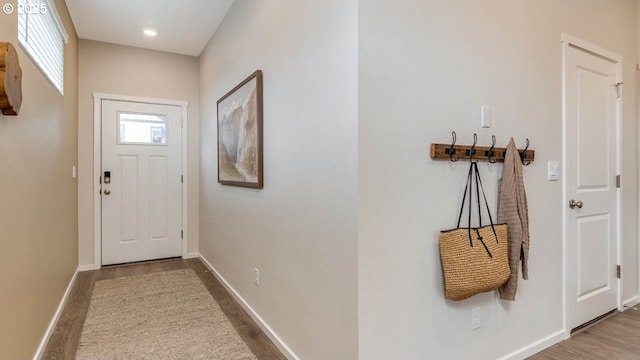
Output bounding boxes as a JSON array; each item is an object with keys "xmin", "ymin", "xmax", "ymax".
[{"xmin": 446, "ymin": 131, "xmax": 531, "ymax": 166}]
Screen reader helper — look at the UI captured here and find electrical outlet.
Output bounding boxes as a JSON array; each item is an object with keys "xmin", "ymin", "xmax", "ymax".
[
  {"xmin": 472, "ymin": 307, "xmax": 481, "ymax": 330},
  {"xmin": 254, "ymin": 267, "xmax": 260, "ymax": 286}
]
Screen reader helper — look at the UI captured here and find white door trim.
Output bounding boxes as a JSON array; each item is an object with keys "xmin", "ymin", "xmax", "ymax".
[
  {"xmin": 561, "ymin": 34, "xmax": 623, "ymax": 339},
  {"xmin": 93, "ymin": 93, "xmax": 189, "ymax": 268}
]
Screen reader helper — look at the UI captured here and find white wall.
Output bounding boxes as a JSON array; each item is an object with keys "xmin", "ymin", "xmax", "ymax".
[
  {"xmin": 0, "ymin": 0, "xmax": 78, "ymax": 357},
  {"xmin": 359, "ymin": 1, "xmax": 638, "ymax": 359},
  {"xmin": 199, "ymin": 1, "xmax": 358, "ymax": 359},
  {"xmin": 77, "ymin": 40, "xmax": 200, "ymax": 266}
]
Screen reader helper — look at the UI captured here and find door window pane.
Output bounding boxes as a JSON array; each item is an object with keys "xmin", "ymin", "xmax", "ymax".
[{"xmin": 118, "ymin": 112, "xmax": 167, "ymax": 145}]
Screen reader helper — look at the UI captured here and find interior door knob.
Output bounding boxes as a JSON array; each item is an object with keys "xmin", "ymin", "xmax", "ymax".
[
  {"xmin": 104, "ymin": 189, "xmax": 111, "ymax": 195},
  {"xmin": 569, "ymin": 199, "xmax": 583, "ymax": 209}
]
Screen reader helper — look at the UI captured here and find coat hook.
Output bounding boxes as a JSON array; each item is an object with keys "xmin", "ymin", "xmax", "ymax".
[
  {"xmin": 487, "ymin": 135, "xmax": 497, "ymax": 163},
  {"xmin": 520, "ymin": 138, "xmax": 531, "ymax": 166},
  {"xmin": 447, "ymin": 131, "xmax": 458, "ymax": 162},
  {"xmin": 467, "ymin": 133, "xmax": 478, "ymax": 162}
]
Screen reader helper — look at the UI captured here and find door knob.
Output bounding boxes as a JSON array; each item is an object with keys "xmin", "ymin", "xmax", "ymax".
[
  {"xmin": 104, "ymin": 189, "xmax": 111, "ymax": 195},
  {"xmin": 569, "ymin": 199, "xmax": 583, "ymax": 209}
]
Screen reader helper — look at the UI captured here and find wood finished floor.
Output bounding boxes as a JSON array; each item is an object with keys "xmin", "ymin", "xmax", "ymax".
[
  {"xmin": 528, "ymin": 306, "xmax": 640, "ymax": 360},
  {"xmin": 42, "ymin": 258, "xmax": 286, "ymax": 360}
]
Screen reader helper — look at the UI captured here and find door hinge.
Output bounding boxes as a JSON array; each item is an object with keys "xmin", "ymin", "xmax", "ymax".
[
  {"xmin": 615, "ymin": 82, "xmax": 623, "ymax": 98},
  {"xmin": 181, "ymin": 174, "xmax": 184, "ymax": 183},
  {"xmin": 181, "ymin": 230, "xmax": 184, "ymax": 239},
  {"xmin": 616, "ymin": 174, "xmax": 621, "ymax": 188},
  {"xmin": 617, "ymin": 265, "xmax": 621, "ymax": 279}
]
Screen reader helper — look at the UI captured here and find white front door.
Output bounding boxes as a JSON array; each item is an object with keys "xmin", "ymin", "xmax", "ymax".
[
  {"xmin": 563, "ymin": 39, "xmax": 620, "ymax": 331},
  {"xmin": 101, "ymin": 99, "xmax": 182, "ymax": 265}
]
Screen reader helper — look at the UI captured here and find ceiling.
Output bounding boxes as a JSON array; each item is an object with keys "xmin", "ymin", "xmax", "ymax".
[{"xmin": 65, "ymin": 0, "xmax": 235, "ymax": 57}]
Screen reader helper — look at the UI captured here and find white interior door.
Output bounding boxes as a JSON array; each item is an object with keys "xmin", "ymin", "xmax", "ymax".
[
  {"xmin": 563, "ymin": 40, "xmax": 620, "ymax": 331},
  {"xmin": 101, "ymin": 100, "xmax": 182, "ymax": 265}
]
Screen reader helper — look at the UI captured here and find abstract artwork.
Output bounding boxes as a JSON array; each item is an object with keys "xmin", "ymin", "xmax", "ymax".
[{"xmin": 217, "ymin": 70, "xmax": 263, "ymax": 188}]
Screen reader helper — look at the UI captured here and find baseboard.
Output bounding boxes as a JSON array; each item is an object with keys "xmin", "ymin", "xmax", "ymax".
[
  {"xmin": 497, "ymin": 330, "xmax": 565, "ymax": 360},
  {"xmin": 77, "ymin": 264, "xmax": 99, "ymax": 272},
  {"xmin": 623, "ymin": 295, "xmax": 640, "ymax": 308},
  {"xmin": 183, "ymin": 252, "xmax": 200, "ymax": 259},
  {"xmin": 32, "ymin": 267, "xmax": 79, "ymax": 360},
  {"xmin": 198, "ymin": 254, "xmax": 299, "ymax": 360}
]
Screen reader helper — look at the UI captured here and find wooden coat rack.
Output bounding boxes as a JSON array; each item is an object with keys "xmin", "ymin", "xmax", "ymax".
[{"xmin": 430, "ymin": 132, "xmax": 535, "ymax": 165}]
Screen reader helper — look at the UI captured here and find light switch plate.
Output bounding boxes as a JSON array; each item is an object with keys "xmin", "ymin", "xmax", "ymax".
[
  {"xmin": 548, "ymin": 161, "xmax": 559, "ymax": 181},
  {"xmin": 481, "ymin": 106, "xmax": 491, "ymax": 128}
]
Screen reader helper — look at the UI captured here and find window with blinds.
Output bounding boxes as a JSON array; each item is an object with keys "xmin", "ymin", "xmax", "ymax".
[{"xmin": 18, "ymin": 0, "xmax": 69, "ymax": 94}]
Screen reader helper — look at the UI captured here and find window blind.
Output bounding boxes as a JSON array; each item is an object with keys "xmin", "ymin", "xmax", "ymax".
[{"xmin": 18, "ymin": 0, "xmax": 69, "ymax": 94}]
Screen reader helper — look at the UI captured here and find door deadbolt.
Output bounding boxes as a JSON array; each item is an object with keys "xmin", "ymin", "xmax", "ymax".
[
  {"xmin": 104, "ymin": 171, "xmax": 111, "ymax": 184},
  {"xmin": 569, "ymin": 199, "xmax": 583, "ymax": 209}
]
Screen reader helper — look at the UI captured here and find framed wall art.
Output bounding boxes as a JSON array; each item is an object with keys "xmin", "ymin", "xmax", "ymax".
[{"xmin": 217, "ymin": 70, "xmax": 263, "ymax": 188}]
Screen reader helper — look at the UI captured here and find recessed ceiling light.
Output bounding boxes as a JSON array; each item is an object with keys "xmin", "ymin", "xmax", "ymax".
[{"xmin": 143, "ymin": 29, "xmax": 157, "ymax": 37}]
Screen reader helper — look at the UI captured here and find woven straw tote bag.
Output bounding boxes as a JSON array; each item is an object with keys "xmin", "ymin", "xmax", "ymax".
[{"xmin": 439, "ymin": 161, "xmax": 510, "ymax": 301}]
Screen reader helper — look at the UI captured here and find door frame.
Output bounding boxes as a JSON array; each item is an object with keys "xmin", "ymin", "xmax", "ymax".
[
  {"xmin": 92, "ymin": 93, "xmax": 190, "ymax": 267},
  {"xmin": 561, "ymin": 34, "xmax": 623, "ymax": 338}
]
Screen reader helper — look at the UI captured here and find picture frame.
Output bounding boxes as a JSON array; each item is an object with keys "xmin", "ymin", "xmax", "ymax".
[{"xmin": 217, "ymin": 70, "xmax": 263, "ymax": 189}]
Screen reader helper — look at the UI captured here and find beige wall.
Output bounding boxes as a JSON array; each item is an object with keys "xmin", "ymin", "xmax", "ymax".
[
  {"xmin": 0, "ymin": 0, "xmax": 78, "ymax": 358},
  {"xmin": 359, "ymin": 1, "xmax": 638, "ymax": 359},
  {"xmin": 77, "ymin": 40, "xmax": 200, "ymax": 266},
  {"xmin": 199, "ymin": 1, "xmax": 358, "ymax": 359}
]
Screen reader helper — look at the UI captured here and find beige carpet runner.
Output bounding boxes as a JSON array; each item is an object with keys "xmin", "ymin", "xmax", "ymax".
[{"xmin": 76, "ymin": 269, "xmax": 257, "ymax": 360}]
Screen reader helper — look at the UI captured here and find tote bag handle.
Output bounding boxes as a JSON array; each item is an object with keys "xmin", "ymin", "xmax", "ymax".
[{"xmin": 455, "ymin": 162, "xmax": 498, "ymax": 257}]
